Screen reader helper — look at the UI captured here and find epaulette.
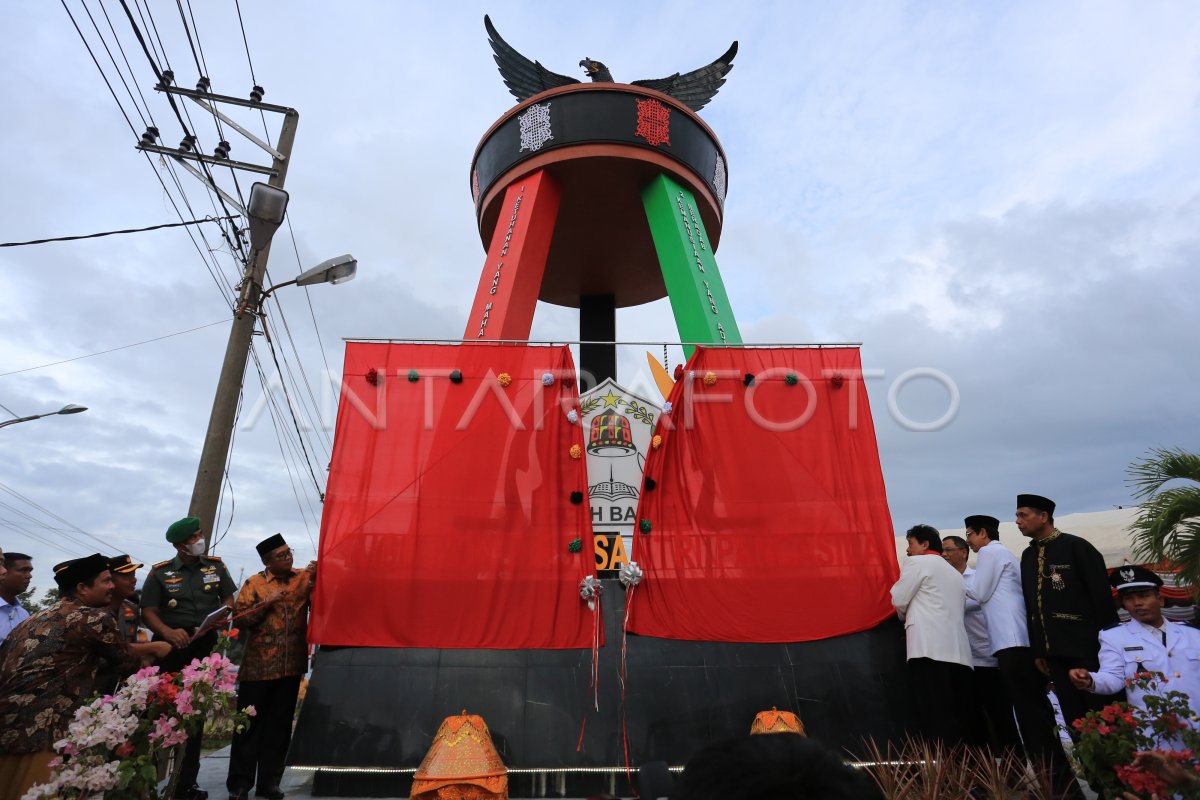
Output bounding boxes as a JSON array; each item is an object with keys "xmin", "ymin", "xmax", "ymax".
[
  {"xmin": 1103, "ymin": 622, "xmax": 1124, "ymax": 630},
  {"xmin": 152, "ymin": 559, "xmax": 173, "ymax": 569},
  {"xmin": 207, "ymin": 555, "xmax": 224, "ymax": 561}
]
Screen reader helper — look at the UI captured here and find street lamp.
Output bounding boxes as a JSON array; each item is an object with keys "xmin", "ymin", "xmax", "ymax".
[
  {"xmin": 262, "ymin": 254, "xmax": 358, "ymax": 301},
  {"xmin": 0, "ymin": 404, "xmax": 88, "ymax": 430},
  {"xmin": 239, "ymin": 254, "xmax": 358, "ymax": 318},
  {"xmin": 246, "ymin": 182, "xmax": 289, "ymax": 252}
]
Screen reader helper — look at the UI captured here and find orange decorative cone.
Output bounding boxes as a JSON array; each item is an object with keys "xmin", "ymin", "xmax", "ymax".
[
  {"xmin": 411, "ymin": 711, "xmax": 508, "ymax": 800},
  {"xmin": 750, "ymin": 707, "xmax": 806, "ymax": 736}
]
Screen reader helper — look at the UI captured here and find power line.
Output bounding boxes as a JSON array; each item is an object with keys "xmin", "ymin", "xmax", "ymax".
[
  {"xmin": 0, "ymin": 501, "xmax": 97, "ymax": 556},
  {"xmin": 61, "ymin": 0, "xmax": 139, "ymax": 136},
  {"xmin": 262, "ymin": 281, "xmax": 334, "ymax": 458},
  {"xmin": 97, "ymin": 0, "xmax": 157, "ymax": 135},
  {"xmin": 0, "ymin": 517, "xmax": 87, "ymax": 558},
  {"xmin": 0, "ymin": 216, "xmax": 233, "ymax": 248},
  {"xmin": 175, "ymin": 0, "xmax": 206, "ymax": 79},
  {"xmin": 0, "ymin": 319, "xmax": 228, "ymax": 378},
  {"xmin": 286, "ymin": 219, "xmax": 340, "ymax": 425},
  {"xmin": 130, "ymin": 0, "xmax": 165, "ymax": 73},
  {"xmin": 78, "ymin": 0, "xmax": 148, "ymax": 129},
  {"xmin": 0, "ymin": 481, "xmax": 123, "ymax": 554},
  {"xmin": 115, "ymin": 0, "xmax": 250, "ymax": 267},
  {"xmin": 259, "ymin": 330, "xmax": 326, "ymax": 500},
  {"xmin": 63, "ymin": 0, "xmax": 239, "ymax": 304},
  {"xmin": 249, "ymin": 346, "xmax": 320, "ymax": 549},
  {"xmin": 233, "ymin": 0, "xmax": 257, "ymax": 84}
]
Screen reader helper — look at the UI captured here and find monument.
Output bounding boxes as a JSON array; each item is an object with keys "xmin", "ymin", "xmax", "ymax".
[{"xmin": 289, "ymin": 18, "xmax": 906, "ymax": 797}]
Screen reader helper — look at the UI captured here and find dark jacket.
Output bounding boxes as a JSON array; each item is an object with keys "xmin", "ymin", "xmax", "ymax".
[{"xmin": 1020, "ymin": 530, "xmax": 1118, "ymax": 659}]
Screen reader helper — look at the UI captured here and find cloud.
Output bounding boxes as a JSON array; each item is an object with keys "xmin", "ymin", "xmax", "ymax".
[{"xmin": 1, "ymin": 0, "xmax": 1198, "ymax": 592}]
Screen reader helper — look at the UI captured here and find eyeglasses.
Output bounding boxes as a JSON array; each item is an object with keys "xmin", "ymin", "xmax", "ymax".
[{"xmin": 268, "ymin": 549, "xmax": 294, "ymax": 561}]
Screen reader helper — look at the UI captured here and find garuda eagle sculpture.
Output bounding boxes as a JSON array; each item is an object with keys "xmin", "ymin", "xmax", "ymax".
[{"xmin": 484, "ymin": 15, "xmax": 737, "ymax": 113}]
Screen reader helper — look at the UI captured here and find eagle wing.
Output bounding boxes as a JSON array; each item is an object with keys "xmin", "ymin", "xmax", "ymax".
[
  {"xmin": 630, "ymin": 41, "xmax": 738, "ymax": 112},
  {"xmin": 485, "ymin": 15, "xmax": 580, "ymax": 103}
]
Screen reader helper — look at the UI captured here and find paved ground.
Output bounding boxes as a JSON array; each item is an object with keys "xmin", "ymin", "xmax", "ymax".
[
  {"xmin": 196, "ymin": 748, "xmax": 321, "ymax": 800},
  {"xmin": 195, "ymin": 746, "xmax": 1097, "ymax": 800},
  {"xmin": 195, "ymin": 747, "xmax": 598, "ymax": 799}
]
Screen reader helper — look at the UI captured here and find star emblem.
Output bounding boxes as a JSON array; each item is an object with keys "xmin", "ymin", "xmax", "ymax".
[{"xmin": 600, "ymin": 390, "xmax": 624, "ymax": 408}]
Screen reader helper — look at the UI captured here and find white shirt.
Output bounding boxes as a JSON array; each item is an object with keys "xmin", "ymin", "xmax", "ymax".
[
  {"xmin": 891, "ymin": 553, "xmax": 973, "ymax": 668},
  {"xmin": 962, "ymin": 567, "xmax": 997, "ymax": 668},
  {"xmin": 1089, "ymin": 618, "xmax": 1200, "ymax": 749},
  {"xmin": 0, "ymin": 596, "xmax": 30, "ymax": 644},
  {"xmin": 964, "ymin": 539, "xmax": 1030, "ymax": 653}
]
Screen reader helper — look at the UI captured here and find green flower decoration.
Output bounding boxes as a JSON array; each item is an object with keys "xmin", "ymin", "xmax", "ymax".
[
  {"xmin": 639, "ymin": 519, "xmax": 652, "ymax": 534},
  {"xmin": 568, "ymin": 537, "xmax": 583, "ymax": 553},
  {"xmin": 785, "ymin": 373, "xmax": 799, "ymax": 386},
  {"xmin": 407, "ymin": 369, "xmax": 419, "ymax": 382}
]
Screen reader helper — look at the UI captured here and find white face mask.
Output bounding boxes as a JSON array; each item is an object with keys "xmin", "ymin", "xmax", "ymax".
[{"xmin": 183, "ymin": 540, "xmax": 206, "ymax": 557}]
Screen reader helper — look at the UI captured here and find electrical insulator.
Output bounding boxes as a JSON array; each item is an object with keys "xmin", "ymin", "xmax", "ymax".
[
  {"xmin": 140, "ymin": 126, "xmax": 160, "ymax": 146},
  {"xmin": 196, "ymin": 76, "xmax": 211, "ymax": 93},
  {"xmin": 214, "ymin": 140, "xmax": 231, "ymax": 159},
  {"xmin": 250, "ymin": 85, "xmax": 265, "ymax": 103}
]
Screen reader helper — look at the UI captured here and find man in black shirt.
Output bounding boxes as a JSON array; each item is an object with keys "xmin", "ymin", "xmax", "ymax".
[{"xmin": 1016, "ymin": 493, "xmax": 1119, "ymax": 739}]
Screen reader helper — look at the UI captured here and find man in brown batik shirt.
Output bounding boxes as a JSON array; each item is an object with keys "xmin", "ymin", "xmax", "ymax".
[
  {"xmin": 0, "ymin": 554, "xmax": 170, "ymax": 799},
  {"xmin": 226, "ymin": 534, "xmax": 315, "ymax": 800}
]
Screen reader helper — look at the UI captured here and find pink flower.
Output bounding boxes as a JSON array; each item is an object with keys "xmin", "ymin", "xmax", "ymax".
[
  {"xmin": 132, "ymin": 665, "xmax": 161, "ymax": 681},
  {"xmin": 174, "ymin": 688, "xmax": 195, "ymax": 716}
]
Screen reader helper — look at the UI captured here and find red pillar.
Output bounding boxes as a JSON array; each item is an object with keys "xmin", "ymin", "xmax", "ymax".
[{"xmin": 463, "ymin": 170, "xmax": 561, "ymax": 340}]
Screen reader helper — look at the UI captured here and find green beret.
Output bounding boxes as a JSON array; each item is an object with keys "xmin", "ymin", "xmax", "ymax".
[{"xmin": 165, "ymin": 516, "xmax": 201, "ymax": 543}]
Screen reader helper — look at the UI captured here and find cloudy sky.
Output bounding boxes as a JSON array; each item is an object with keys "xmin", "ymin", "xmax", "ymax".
[{"xmin": 2, "ymin": 1, "xmax": 1197, "ymax": 594}]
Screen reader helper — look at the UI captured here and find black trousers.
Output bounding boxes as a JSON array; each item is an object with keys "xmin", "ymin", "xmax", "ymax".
[
  {"xmin": 995, "ymin": 647, "xmax": 1082, "ymax": 798},
  {"xmin": 154, "ymin": 630, "xmax": 218, "ymax": 793},
  {"xmin": 966, "ymin": 665, "xmax": 1022, "ymax": 753},
  {"xmin": 227, "ymin": 675, "xmax": 302, "ymax": 795},
  {"xmin": 906, "ymin": 657, "xmax": 974, "ymax": 746}
]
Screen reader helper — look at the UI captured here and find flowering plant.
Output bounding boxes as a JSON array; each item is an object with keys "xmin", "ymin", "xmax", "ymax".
[
  {"xmin": 1071, "ymin": 671, "xmax": 1200, "ymax": 799},
  {"xmin": 24, "ymin": 630, "xmax": 254, "ymax": 800}
]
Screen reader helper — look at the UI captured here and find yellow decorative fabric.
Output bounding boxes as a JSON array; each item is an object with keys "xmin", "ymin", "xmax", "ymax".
[
  {"xmin": 750, "ymin": 708, "xmax": 806, "ymax": 736},
  {"xmin": 411, "ymin": 712, "xmax": 508, "ymax": 800}
]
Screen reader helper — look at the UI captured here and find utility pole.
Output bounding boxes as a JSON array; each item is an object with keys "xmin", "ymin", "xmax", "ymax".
[
  {"xmin": 188, "ymin": 113, "xmax": 297, "ymax": 548},
  {"xmin": 137, "ymin": 84, "xmax": 300, "ymax": 548}
]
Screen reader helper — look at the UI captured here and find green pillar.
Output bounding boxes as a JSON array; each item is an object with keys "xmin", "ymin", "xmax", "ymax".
[{"xmin": 642, "ymin": 174, "xmax": 742, "ymax": 358}]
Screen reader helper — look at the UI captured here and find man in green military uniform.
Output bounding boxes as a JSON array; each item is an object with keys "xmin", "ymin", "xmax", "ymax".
[{"xmin": 141, "ymin": 517, "xmax": 237, "ymax": 800}]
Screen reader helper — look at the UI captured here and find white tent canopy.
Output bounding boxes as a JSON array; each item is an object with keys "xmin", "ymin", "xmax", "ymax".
[{"xmin": 894, "ymin": 507, "xmax": 1145, "ymax": 569}]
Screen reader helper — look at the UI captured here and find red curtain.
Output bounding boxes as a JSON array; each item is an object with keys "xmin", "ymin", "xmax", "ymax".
[
  {"xmin": 626, "ymin": 347, "xmax": 898, "ymax": 642},
  {"xmin": 308, "ymin": 343, "xmax": 597, "ymax": 649}
]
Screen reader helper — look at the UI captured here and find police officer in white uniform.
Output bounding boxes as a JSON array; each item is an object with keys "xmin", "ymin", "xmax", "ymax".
[{"xmin": 1070, "ymin": 564, "xmax": 1200, "ymax": 737}]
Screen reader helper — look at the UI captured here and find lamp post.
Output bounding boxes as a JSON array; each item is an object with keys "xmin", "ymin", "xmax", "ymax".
[
  {"xmin": 0, "ymin": 404, "xmax": 87, "ymax": 430},
  {"xmin": 189, "ymin": 179, "xmax": 358, "ymax": 545}
]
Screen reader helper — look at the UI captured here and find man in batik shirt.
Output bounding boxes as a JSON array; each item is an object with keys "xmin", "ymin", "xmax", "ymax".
[
  {"xmin": 226, "ymin": 534, "xmax": 315, "ymax": 800},
  {"xmin": 0, "ymin": 554, "xmax": 170, "ymax": 799}
]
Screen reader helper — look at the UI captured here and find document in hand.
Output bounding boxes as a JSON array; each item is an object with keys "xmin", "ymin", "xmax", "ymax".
[{"xmin": 190, "ymin": 605, "xmax": 233, "ymax": 641}]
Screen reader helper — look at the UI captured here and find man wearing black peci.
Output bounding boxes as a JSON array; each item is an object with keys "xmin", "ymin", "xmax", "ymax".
[{"xmin": 1016, "ymin": 494, "xmax": 1119, "ymax": 739}]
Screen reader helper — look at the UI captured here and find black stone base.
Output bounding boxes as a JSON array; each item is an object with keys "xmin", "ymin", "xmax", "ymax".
[{"xmin": 289, "ymin": 579, "xmax": 907, "ymax": 797}]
